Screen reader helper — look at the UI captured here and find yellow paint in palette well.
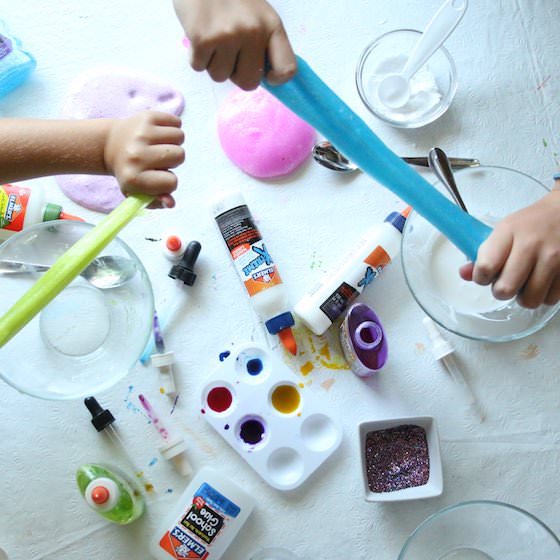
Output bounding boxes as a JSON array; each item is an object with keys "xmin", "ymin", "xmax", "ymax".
[{"xmin": 271, "ymin": 384, "xmax": 301, "ymax": 414}]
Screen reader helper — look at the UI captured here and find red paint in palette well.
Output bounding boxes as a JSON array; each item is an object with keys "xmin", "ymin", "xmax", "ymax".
[{"xmin": 207, "ymin": 386, "xmax": 233, "ymax": 413}]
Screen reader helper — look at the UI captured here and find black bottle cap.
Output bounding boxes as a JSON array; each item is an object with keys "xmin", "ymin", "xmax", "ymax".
[
  {"xmin": 169, "ymin": 240, "xmax": 202, "ymax": 286},
  {"xmin": 84, "ymin": 396, "xmax": 115, "ymax": 432}
]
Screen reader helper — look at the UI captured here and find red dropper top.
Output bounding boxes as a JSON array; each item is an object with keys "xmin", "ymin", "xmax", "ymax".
[{"xmin": 91, "ymin": 485, "xmax": 110, "ymax": 505}]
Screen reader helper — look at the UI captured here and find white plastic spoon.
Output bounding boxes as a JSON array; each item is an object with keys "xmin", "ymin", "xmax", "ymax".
[{"xmin": 378, "ymin": 0, "xmax": 468, "ymax": 109}]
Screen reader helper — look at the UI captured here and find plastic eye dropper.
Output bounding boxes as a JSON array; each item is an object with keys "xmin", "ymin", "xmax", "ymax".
[
  {"xmin": 84, "ymin": 397, "xmax": 154, "ymax": 492},
  {"xmin": 422, "ymin": 317, "xmax": 485, "ymax": 421},
  {"xmin": 151, "ymin": 311, "xmax": 178, "ymax": 398},
  {"xmin": 138, "ymin": 393, "xmax": 193, "ymax": 477}
]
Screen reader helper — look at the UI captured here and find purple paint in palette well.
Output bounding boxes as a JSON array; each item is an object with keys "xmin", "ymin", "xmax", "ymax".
[
  {"xmin": 365, "ymin": 424, "xmax": 429, "ymax": 493},
  {"xmin": 238, "ymin": 417, "xmax": 266, "ymax": 446}
]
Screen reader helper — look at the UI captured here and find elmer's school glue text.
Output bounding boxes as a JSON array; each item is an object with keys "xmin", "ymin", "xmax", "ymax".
[
  {"xmin": 150, "ymin": 467, "xmax": 255, "ymax": 560},
  {"xmin": 212, "ymin": 191, "xmax": 297, "ymax": 355},
  {"xmin": 294, "ymin": 207, "xmax": 410, "ymax": 335}
]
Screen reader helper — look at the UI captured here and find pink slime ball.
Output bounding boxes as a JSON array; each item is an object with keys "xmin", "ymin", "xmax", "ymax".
[{"xmin": 217, "ymin": 87, "xmax": 316, "ymax": 179}]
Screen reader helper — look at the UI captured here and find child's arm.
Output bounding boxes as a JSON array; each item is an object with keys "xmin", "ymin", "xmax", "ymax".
[
  {"xmin": 0, "ymin": 111, "xmax": 185, "ymax": 208},
  {"xmin": 173, "ymin": 0, "xmax": 297, "ymax": 90},
  {"xmin": 460, "ymin": 180, "xmax": 560, "ymax": 308}
]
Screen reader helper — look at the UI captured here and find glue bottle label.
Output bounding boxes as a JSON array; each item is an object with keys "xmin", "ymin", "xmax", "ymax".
[
  {"xmin": 158, "ymin": 482, "xmax": 241, "ymax": 559},
  {"xmin": 215, "ymin": 204, "xmax": 282, "ymax": 296},
  {"xmin": 0, "ymin": 183, "xmax": 30, "ymax": 232},
  {"xmin": 318, "ymin": 245, "xmax": 391, "ymax": 322}
]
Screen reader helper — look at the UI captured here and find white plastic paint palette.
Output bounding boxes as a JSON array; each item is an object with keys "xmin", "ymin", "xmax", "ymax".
[{"xmin": 200, "ymin": 343, "xmax": 342, "ymax": 490}]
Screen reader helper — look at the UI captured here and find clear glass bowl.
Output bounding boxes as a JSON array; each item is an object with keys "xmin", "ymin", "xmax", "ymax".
[
  {"xmin": 401, "ymin": 165, "xmax": 560, "ymax": 342},
  {"xmin": 355, "ymin": 29, "xmax": 457, "ymax": 128},
  {"xmin": 398, "ymin": 500, "xmax": 560, "ymax": 559},
  {"xmin": 0, "ymin": 220, "xmax": 153, "ymax": 399}
]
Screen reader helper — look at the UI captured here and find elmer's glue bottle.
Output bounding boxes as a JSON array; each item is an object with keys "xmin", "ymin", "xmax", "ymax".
[
  {"xmin": 294, "ymin": 207, "xmax": 410, "ymax": 335},
  {"xmin": 76, "ymin": 463, "xmax": 145, "ymax": 525},
  {"xmin": 0, "ymin": 184, "xmax": 83, "ymax": 240},
  {"xmin": 150, "ymin": 467, "xmax": 255, "ymax": 560},
  {"xmin": 212, "ymin": 191, "xmax": 297, "ymax": 355}
]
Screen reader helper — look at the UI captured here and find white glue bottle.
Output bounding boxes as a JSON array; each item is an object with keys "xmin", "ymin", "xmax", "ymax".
[
  {"xmin": 150, "ymin": 467, "xmax": 255, "ymax": 560},
  {"xmin": 294, "ymin": 207, "xmax": 411, "ymax": 336},
  {"xmin": 212, "ymin": 191, "xmax": 297, "ymax": 355},
  {"xmin": 0, "ymin": 183, "xmax": 82, "ymax": 240}
]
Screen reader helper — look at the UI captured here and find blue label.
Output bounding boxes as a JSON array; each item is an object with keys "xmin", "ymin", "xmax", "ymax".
[{"xmin": 197, "ymin": 482, "xmax": 241, "ymax": 517}]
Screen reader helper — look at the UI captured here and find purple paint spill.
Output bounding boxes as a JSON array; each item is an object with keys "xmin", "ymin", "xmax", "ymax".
[
  {"xmin": 239, "ymin": 418, "xmax": 265, "ymax": 445},
  {"xmin": 365, "ymin": 424, "xmax": 429, "ymax": 493}
]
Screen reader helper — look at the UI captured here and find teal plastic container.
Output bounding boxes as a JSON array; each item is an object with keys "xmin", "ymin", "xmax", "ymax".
[
  {"xmin": 0, "ymin": 21, "xmax": 35, "ymax": 99},
  {"xmin": 76, "ymin": 463, "xmax": 145, "ymax": 524}
]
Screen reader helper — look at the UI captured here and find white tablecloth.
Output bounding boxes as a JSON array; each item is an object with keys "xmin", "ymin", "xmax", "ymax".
[{"xmin": 1, "ymin": 1, "xmax": 559, "ymax": 558}]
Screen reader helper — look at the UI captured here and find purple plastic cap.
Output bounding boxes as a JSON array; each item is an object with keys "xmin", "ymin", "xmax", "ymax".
[{"xmin": 339, "ymin": 303, "xmax": 388, "ymax": 377}]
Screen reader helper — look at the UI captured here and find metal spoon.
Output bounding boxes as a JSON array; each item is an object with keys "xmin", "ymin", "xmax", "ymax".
[
  {"xmin": 428, "ymin": 147, "xmax": 469, "ymax": 213},
  {"xmin": 312, "ymin": 141, "xmax": 480, "ymax": 174},
  {"xmin": 0, "ymin": 255, "xmax": 137, "ymax": 289}
]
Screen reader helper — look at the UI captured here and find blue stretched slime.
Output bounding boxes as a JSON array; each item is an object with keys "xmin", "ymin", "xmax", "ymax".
[{"xmin": 262, "ymin": 56, "xmax": 491, "ymax": 262}]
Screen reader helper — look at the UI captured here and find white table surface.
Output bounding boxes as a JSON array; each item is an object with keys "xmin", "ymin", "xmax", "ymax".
[{"xmin": 1, "ymin": 1, "xmax": 560, "ymax": 559}]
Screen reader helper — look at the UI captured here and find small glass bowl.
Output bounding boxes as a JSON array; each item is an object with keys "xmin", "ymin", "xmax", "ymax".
[
  {"xmin": 401, "ymin": 165, "xmax": 560, "ymax": 342},
  {"xmin": 398, "ymin": 500, "xmax": 560, "ymax": 559},
  {"xmin": 355, "ymin": 29, "xmax": 457, "ymax": 128},
  {"xmin": 0, "ymin": 220, "xmax": 154, "ymax": 399}
]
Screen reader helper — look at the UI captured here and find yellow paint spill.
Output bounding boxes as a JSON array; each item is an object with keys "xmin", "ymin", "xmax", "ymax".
[
  {"xmin": 520, "ymin": 343, "xmax": 539, "ymax": 360},
  {"xmin": 159, "ymin": 387, "xmax": 165, "ymax": 394},
  {"xmin": 144, "ymin": 484, "xmax": 154, "ymax": 493},
  {"xmin": 300, "ymin": 361, "xmax": 314, "ymax": 376},
  {"xmin": 298, "ymin": 382, "xmax": 305, "ymax": 388},
  {"xmin": 321, "ymin": 378, "xmax": 336, "ymax": 391},
  {"xmin": 319, "ymin": 358, "xmax": 349, "ymax": 371},
  {"xmin": 319, "ymin": 344, "xmax": 331, "ymax": 360}
]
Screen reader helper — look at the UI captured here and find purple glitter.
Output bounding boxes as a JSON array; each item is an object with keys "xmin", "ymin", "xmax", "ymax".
[{"xmin": 365, "ymin": 424, "xmax": 429, "ymax": 493}]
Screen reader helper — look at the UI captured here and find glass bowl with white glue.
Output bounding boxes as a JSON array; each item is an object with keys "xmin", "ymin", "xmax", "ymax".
[
  {"xmin": 398, "ymin": 500, "xmax": 560, "ymax": 560},
  {"xmin": 401, "ymin": 165, "xmax": 560, "ymax": 342},
  {"xmin": 0, "ymin": 220, "xmax": 153, "ymax": 399},
  {"xmin": 355, "ymin": 29, "xmax": 457, "ymax": 128}
]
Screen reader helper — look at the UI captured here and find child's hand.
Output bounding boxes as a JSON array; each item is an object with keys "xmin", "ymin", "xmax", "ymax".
[
  {"xmin": 104, "ymin": 111, "xmax": 185, "ymax": 208},
  {"xmin": 459, "ymin": 187, "xmax": 560, "ymax": 308},
  {"xmin": 174, "ymin": 0, "xmax": 297, "ymax": 91}
]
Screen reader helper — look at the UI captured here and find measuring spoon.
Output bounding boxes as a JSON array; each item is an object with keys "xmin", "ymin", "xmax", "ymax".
[{"xmin": 378, "ymin": 0, "xmax": 468, "ymax": 109}]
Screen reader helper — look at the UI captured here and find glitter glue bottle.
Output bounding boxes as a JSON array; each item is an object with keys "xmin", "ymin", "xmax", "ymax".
[
  {"xmin": 294, "ymin": 207, "xmax": 410, "ymax": 335},
  {"xmin": 0, "ymin": 22, "xmax": 35, "ymax": 99},
  {"xmin": 150, "ymin": 467, "xmax": 255, "ymax": 560},
  {"xmin": 212, "ymin": 191, "xmax": 297, "ymax": 355},
  {"xmin": 0, "ymin": 183, "xmax": 83, "ymax": 240},
  {"xmin": 76, "ymin": 463, "xmax": 145, "ymax": 525},
  {"xmin": 339, "ymin": 303, "xmax": 388, "ymax": 377}
]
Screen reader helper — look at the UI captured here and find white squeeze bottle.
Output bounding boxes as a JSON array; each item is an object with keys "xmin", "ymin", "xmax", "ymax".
[
  {"xmin": 294, "ymin": 207, "xmax": 411, "ymax": 335},
  {"xmin": 0, "ymin": 183, "xmax": 82, "ymax": 240},
  {"xmin": 212, "ymin": 191, "xmax": 297, "ymax": 355},
  {"xmin": 150, "ymin": 467, "xmax": 255, "ymax": 560}
]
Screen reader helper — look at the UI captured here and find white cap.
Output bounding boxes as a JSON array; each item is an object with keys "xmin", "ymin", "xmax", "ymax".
[
  {"xmin": 151, "ymin": 351, "xmax": 177, "ymax": 396},
  {"xmin": 422, "ymin": 316, "xmax": 453, "ymax": 360},
  {"xmin": 159, "ymin": 436, "xmax": 193, "ymax": 477},
  {"xmin": 84, "ymin": 477, "xmax": 120, "ymax": 511},
  {"xmin": 211, "ymin": 190, "xmax": 245, "ymax": 218}
]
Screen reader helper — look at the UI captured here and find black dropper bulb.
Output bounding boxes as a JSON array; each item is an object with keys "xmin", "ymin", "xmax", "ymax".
[
  {"xmin": 169, "ymin": 240, "xmax": 202, "ymax": 286},
  {"xmin": 84, "ymin": 396, "xmax": 115, "ymax": 432}
]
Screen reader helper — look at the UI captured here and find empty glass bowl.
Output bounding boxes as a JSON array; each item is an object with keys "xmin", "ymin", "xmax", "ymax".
[
  {"xmin": 401, "ymin": 165, "xmax": 560, "ymax": 342},
  {"xmin": 355, "ymin": 29, "xmax": 457, "ymax": 128},
  {"xmin": 0, "ymin": 220, "xmax": 153, "ymax": 399},
  {"xmin": 398, "ymin": 500, "xmax": 560, "ymax": 559}
]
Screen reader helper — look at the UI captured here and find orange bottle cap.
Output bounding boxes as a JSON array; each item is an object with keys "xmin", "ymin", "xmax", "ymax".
[
  {"xmin": 166, "ymin": 235, "xmax": 183, "ymax": 252},
  {"xmin": 91, "ymin": 485, "xmax": 110, "ymax": 505}
]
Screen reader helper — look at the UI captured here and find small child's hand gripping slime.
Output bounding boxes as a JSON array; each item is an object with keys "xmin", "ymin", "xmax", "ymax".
[
  {"xmin": 261, "ymin": 56, "xmax": 492, "ymax": 260},
  {"xmin": 0, "ymin": 193, "xmax": 153, "ymax": 348}
]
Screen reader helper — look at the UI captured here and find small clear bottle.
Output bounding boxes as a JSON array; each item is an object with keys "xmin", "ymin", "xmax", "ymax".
[
  {"xmin": 0, "ymin": 183, "xmax": 82, "ymax": 240},
  {"xmin": 294, "ymin": 207, "xmax": 410, "ymax": 335},
  {"xmin": 76, "ymin": 463, "xmax": 145, "ymax": 525},
  {"xmin": 0, "ymin": 21, "xmax": 35, "ymax": 99}
]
